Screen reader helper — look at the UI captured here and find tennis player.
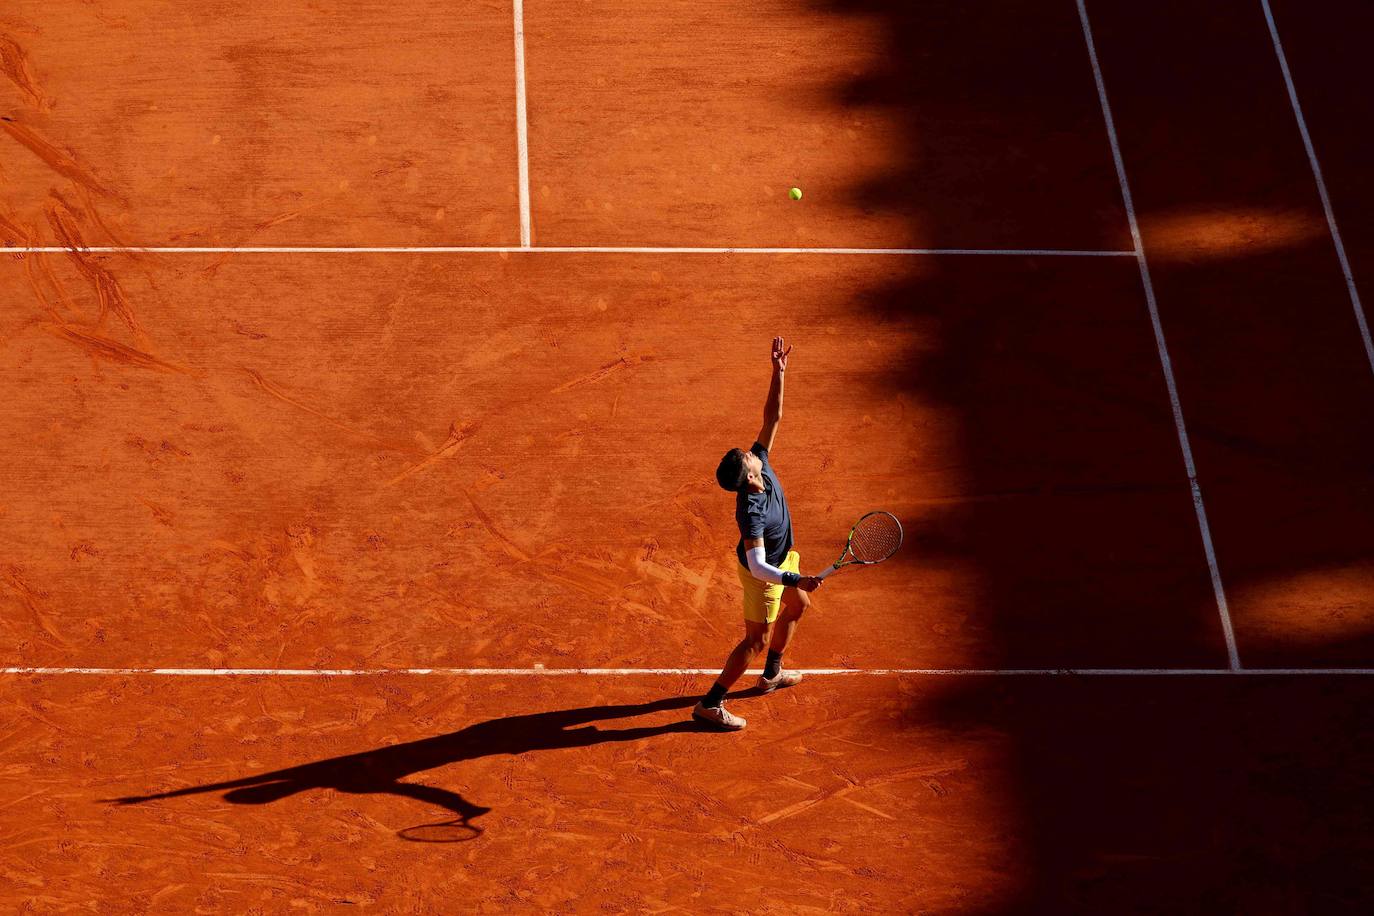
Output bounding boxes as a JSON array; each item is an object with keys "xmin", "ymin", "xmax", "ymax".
[{"xmin": 694, "ymin": 336, "xmax": 823, "ymax": 730}]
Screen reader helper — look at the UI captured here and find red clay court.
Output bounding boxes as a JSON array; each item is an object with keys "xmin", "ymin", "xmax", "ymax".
[{"xmin": 2, "ymin": 1, "xmax": 1373, "ymax": 912}]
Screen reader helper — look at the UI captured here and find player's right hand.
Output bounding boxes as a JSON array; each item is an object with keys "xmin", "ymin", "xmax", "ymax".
[
  {"xmin": 797, "ymin": 576, "xmax": 823, "ymax": 592},
  {"xmin": 771, "ymin": 336, "xmax": 792, "ymax": 372}
]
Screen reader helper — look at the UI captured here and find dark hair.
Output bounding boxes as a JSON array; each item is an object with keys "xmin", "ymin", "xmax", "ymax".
[{"xmin": 715, "ymin": 448, "xmax": 749, "ymax": 492}]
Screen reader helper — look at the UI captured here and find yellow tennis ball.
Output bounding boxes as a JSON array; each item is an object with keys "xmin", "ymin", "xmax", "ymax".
[{"xmin": 789, "ymin": 187, "xmax": 803, "ymax": 200}]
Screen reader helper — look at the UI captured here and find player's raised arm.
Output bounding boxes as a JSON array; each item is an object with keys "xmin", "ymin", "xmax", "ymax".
[{"xmin": 756, "ymin": 336, "xmax": 791, "ymax": 452}]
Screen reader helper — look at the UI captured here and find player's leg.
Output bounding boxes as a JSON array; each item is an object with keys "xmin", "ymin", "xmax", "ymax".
[
  {"xmin": 759, "ymin": 588, "xmax": 808, "ymax": 691},
  {"xmin": 694, "ymin": 619, "xmax": 769, "ymax": 730},
  {"xmin": 767, "ymin": 586, "xmax": 810, "ymax": 657},
  {"xmin": 717, "ymin": 620, "xmax": 770, "ymax": 691},
  {"xmin": 759, "ymin": 550, "xmax": 808, "ymax": 692},
  {"xmin": 695, "ymin": 567, "xmax": 781, "ymax": 729}
]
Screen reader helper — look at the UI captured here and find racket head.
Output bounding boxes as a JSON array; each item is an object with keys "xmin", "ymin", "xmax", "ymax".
[{"xmin": 845, "ymin": 510, "xmax": 903, "ymax": 564}]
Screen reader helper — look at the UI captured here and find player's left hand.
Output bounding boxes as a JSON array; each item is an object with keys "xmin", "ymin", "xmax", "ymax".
[{"xmin": 771, "ymin": 336, "xmax": 793, "ymax": 372}]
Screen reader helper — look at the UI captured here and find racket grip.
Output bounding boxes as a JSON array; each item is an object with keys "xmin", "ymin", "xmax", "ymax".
[{"xmin": 816, "ymin": 564, "xmax": 840, "ymax": 581}]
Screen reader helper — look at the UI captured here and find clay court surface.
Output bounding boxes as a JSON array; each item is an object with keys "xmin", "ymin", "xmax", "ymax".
[{"xmin": 2, "ymin": 0, "xmax": 1373, "ymax": 912}]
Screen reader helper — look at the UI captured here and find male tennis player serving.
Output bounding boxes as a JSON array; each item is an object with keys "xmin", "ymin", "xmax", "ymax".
[{"xmin": 694, "ymin": 336, "xmax": 823, "ymax": 730}]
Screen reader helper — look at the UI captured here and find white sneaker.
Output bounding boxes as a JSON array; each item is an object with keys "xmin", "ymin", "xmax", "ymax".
[
  {"xmin": 757, "ymin": 670, "xmax": 803, "ymax": 693},
  {"xmin": 692, "ymin": 701, "xmax": 746, "ymax": 730}
]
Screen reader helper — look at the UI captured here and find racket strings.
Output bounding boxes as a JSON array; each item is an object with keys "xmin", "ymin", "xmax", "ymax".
[{"xmin": 850, "ymin": 513, "xmax": 902, "ymax": 563}]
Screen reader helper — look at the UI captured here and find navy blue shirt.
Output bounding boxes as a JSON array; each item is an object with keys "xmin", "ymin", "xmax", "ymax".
[{"xmin": 735, "ymin": 441, "xmax": 795, "ymax": 569}]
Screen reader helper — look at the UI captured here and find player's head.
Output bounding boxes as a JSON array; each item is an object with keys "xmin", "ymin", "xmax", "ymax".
[{"xmin": 716, "ymin": 448, "xmax": 764, "ymax": 493}]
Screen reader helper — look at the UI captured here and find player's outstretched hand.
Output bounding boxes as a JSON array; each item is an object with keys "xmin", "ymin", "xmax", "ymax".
[
  {"xmin": 771, "ymin": 336, "xmax": 792, "ymax": 372},
  {"xmin": 797, "ymin": 576, "xmax": 823, "ymax": 592}
]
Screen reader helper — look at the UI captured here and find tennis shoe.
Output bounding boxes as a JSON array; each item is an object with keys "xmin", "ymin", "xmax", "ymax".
[
  {"xmin": 693, "ymin": 701, "xmax": 746, "ymax": 730},
  {"xmin": 757, "ymin": 669, "xmax": 803, "ymax": 693}
]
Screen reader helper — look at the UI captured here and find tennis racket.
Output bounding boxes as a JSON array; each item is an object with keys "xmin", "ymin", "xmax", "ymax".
[{"xmin": 815, "ymin": 511, "xmax": 903, "ymax": 580}]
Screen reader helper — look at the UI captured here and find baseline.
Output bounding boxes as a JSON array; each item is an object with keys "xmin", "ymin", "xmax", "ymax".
[
  {"xmin": 4, "ymin": 667, "xmax": 1374, "ymax": 677},
  {"xmin": 5, "ymin": 246, "xmax": 1135, "ymax": 256}
]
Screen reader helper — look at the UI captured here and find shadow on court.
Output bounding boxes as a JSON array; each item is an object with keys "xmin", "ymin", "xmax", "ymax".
[
  {"xmin": 814, "ymin": 0, "xmax": 1374, "ymax": 911},
  {"xmin": 108, "ymin": 691, "xmax": 755, "ymax": 841},
  {"xmin": 932, "ymin": 673, "xmax": 1374, "ymax": 913}
]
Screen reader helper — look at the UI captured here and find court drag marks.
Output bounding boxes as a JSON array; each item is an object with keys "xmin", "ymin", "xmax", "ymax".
[
  {"xmin": 0, "ymin": 252, "xmax": 1223, "ymax": 671},
  {"xmin": 3, "ymin": 673, "xmax": 1009, "ymax": 912},
  {"xmin": 0, "ymin": 240, "xmax": 1232, "ymax": 910},
  {"xmin": 0, "ymin": 1, "xmax": 519, "ymax": 246},
  {"xmin": 0, "ymin": 247, "xmax": 1276, "ymax": 913}
]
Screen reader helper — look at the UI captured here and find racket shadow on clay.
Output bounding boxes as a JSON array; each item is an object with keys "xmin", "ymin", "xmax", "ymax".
[{"xmin": 105, "ymin": 690, "xmax": 757, "ymax": 842}]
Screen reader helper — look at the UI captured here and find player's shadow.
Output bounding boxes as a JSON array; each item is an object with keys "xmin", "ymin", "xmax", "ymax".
[{"xmin": 106, "ymin": 689, "xmax": 758, "ymax": 840}]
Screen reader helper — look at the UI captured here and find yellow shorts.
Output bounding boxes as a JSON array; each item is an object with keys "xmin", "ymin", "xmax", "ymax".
[{"xmin": 737, "ymin": 550, "xmax": 801, "ymax": 624}]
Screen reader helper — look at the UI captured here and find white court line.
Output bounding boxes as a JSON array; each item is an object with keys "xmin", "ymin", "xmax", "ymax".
[
  {"xmin": 513, "ymin": 0, "xmax": 532, "ymax": 247},
  {"xmin": 1077, "ymin": 0, "xmax": 1241, "ymax": 671},
  {"xmin": 4, "ymin": 246, "xmax": 1136, "ymax": 256},
  {"xmin": 1260, "ymin": 0, "xmax": 1374, "ymax": 378},
  {"xmin": 3, "ymin": 667, "xmax": 1374, "ymax": 676}
]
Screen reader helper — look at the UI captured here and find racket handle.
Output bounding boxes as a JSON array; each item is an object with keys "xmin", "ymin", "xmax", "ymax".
[{"xmin": 816, "ymin": 564, "xmax": 840, "ymax": 581}]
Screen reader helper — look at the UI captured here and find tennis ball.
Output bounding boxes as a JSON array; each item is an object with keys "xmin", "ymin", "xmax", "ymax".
[{"xmin": 789, "ymin": 187, "xmax": 803, "ymax": 201}]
